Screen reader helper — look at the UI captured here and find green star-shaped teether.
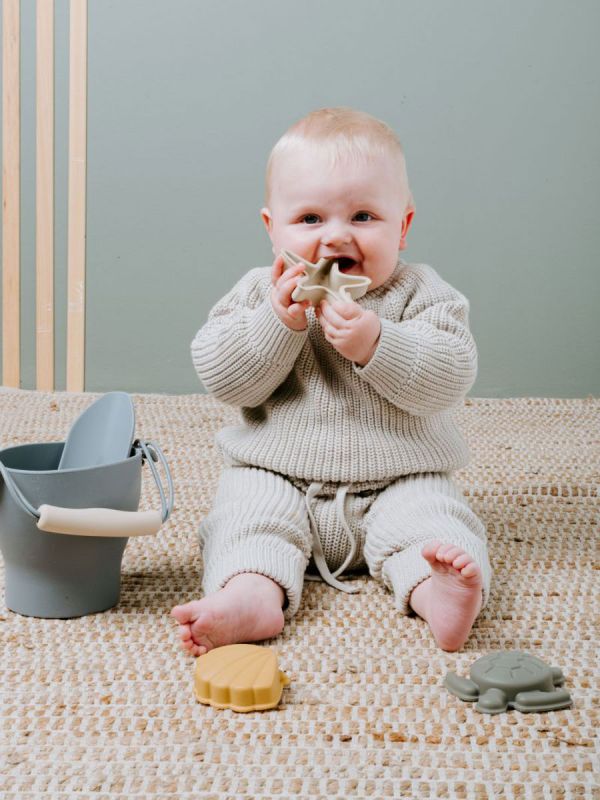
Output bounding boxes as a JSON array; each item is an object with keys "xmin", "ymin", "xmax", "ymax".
[{"xmin": 281, "ymin": 249, "xmax": 371, "ymax": 305}]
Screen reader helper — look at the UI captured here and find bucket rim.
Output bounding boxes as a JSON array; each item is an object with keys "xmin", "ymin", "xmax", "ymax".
[{"xmin": 0, "ymin": 440, "xmax": 142, "ymax": 476}]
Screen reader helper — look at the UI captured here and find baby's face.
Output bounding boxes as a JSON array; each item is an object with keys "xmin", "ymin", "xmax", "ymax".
[{"xmin": 262, "ymin": 145, "xmax": 414, "ymax": 291}]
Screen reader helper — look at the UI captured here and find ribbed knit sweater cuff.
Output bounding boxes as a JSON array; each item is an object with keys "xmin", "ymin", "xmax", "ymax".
[
  {"xmin": 250, "ymin": 294, "xmax": 308, "ymax": 368},
  {"xmin": 352, "ymin": 317, "xmax": 418, "ymax": 398},
  {"xmin": 200, "ymin": 534, "xmax": 308, "ymax": 620}
]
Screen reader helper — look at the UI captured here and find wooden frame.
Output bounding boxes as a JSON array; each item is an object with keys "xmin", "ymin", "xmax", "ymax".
[
  {"xmin": 36, "ymin": 0, "xmax": 55, "ymax": 390},
  {"xmin": 2, "ymin": 0, "xmax": 87, "ymax": 391},
  {"xmin": 2, "ymin": 0, "xmax": 20, "ymax": 388},
  {"xmin": 66, "ymin": 0, "xmax": 87, "ymax": 392}
]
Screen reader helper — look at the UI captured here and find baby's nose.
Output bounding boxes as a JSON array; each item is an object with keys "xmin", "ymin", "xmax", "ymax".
[{"xmin": 321, "ymin": 224, "xmax": 352, "ymax": 247}]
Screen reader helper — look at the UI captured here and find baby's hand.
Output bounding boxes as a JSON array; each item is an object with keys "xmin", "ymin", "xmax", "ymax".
[
  {"xmin": 270, "ymin": 254, "xmax": 311, "ymax": 331},
  {"xmin": 316, "ymin": 299, "xmax": 381, "ymax": 366}
]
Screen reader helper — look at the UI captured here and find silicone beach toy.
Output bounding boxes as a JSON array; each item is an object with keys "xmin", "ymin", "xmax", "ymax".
[
  {"xmin": 58, "ymin": 392, "xmax": 135, "ymax": 470},
  {"xmin": 194, "ymin": 644, "xmax": 290, "ymax": 712},
  {"xmin": 444, "ymin": 651, "xmax": 572, "ymax": 715},
  {"xmin": 281, "ymin": 249, "xmax": 371, "ymax": 305}
]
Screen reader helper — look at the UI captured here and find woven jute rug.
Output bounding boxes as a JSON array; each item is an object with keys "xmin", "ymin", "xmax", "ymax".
[{"xmin": 0, "ymin": 390, "xmax": 597, "ymax": 799}]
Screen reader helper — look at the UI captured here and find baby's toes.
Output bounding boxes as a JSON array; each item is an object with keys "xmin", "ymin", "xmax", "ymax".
[
  {"xmin": 422, "ymin": 540, "xmax": 444, "ymax": 562},
  {"xmin": 176, "ymin": 633, "xmax": 194, "ymax": 654},
  {"xmin": 452, "ymin": 553, "xmax": 472, "ymax": 570},
  {"xmin": 434, "ymin": 542, "xmax": 456, "ymax": 561},
  {"xmin": 460, "ymin": 561, "xmax": 480, "ymax": 579},
  {"xmin": 189, "ymin": 614, "xmax": 219, "ymax": 651},
  {"xmin": 440, "ymin": 546, "xmax": 464, "ymax": 565},
  {"xmin": 189, "ymin": 610, "xmax": 212, "ymax": 639},
  {"xmin": 178, "ymin": 623, "xmax": 193, "ymax": 643},
  {"xmin": 171, "ymin": 603, "xmax": 195, "ymax": 625}
]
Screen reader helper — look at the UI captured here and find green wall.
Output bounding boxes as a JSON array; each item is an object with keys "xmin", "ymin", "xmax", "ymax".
[{"xmin": 2, "ymin": 0, "xmax": 599, "ymax": 396}]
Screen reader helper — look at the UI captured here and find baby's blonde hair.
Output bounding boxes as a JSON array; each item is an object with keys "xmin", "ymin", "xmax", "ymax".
[{"xmin": 265, "ymin": 107, "xmax": 413, "ymax": 207}]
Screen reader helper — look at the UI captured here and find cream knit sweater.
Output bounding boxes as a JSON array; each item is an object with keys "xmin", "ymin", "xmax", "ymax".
[{"xmin": 191, "ymin": 259, "xmax": 477, "ymax": 485}]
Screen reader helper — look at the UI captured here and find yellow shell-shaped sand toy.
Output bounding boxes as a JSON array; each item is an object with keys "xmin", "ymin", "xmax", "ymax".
[{"xmin": 194, "ymin": 644, "xmax": 291, "ymax": 712}]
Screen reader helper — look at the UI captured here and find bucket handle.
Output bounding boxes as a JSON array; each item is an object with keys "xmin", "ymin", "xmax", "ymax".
[{"xmin": 0, "ymin": 439, "xmax": 174, "ymax": 538}]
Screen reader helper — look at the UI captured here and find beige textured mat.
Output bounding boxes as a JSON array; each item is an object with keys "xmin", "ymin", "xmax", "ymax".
[{"xmin": 0, "ymin": 391, "xmax": 598, "ymax": 799}]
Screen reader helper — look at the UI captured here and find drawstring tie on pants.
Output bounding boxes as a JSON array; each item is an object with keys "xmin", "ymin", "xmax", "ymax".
[{"xmin": 303, "ymin": 482, "xmax": 361, "ymax": 594}]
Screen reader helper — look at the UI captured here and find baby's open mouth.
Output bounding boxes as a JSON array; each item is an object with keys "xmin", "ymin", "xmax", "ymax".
[{"xmin": 334, "ymin": 257, "xmax": 358, "ymax": 272}]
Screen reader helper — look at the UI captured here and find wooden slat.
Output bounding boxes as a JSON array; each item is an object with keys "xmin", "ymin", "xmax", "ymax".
[
  {"xmin": 66, "ymin": 0, "xmax": 87, "ymax": 392},
  {"xmin": 36, "ymin": 0, "xmax": 55, "ymax": 390},
  {"xmin": 2, "ymin": 0, "xmax": 20, "ymax": 388}
]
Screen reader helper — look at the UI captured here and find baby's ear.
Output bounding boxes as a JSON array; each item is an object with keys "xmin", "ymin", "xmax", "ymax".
[
  {"xmin": 261, "ymin": 207, "xmax": 273, "ymax": 235},
  {"xmin": 399, "ymin": 207, "xmax": 415, "ymax": 250}
]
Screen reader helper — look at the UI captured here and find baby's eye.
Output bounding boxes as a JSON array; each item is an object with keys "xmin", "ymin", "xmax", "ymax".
[
  {"xmin": 353, "ymin": 211, "xmax": 373, "ymax": 222},
  {"xmin": 300, "ymin": 214, "xmax": 321, "ymax": 224}
]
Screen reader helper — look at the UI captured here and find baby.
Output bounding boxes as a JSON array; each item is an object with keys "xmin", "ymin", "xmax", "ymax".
[{"xmin": 172, "ymin": 107, "xmax": 491, "ymax": 654}]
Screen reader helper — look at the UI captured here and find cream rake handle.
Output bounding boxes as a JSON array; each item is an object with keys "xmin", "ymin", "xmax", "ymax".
[{"xmin": 37, "ymin": 505, "xmax": 162, "ymax": 538}]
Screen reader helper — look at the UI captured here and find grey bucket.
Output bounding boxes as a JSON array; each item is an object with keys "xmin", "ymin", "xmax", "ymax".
[{"xmin": 0, "ymin": 438, "xmax": 173, "ymax": 618}]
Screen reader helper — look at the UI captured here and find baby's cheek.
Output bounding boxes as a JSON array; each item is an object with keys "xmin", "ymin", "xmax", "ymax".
[{"xmin": 284, "ymin": 227, "xmax": 319, "ymax": 256}]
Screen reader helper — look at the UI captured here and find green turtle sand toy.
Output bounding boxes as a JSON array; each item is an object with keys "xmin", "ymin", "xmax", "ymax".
[{"xmin": 444, "ymin": 651, "xmax": 572, "ymax": 715}]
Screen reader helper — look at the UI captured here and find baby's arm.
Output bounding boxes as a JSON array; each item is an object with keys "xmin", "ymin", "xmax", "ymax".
[
  {"xmin": 353, "ymin": 265, "xmax": 477, "ymax": 415},
  {"xmin": 191, "ymin": 267, "xmax": 307, "ymax": 407}
]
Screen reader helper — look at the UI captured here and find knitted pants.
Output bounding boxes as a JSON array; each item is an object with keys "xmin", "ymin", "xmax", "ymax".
[{"xmin": 198, "ymin": 460, "xmax": 491, "ymax": 620}]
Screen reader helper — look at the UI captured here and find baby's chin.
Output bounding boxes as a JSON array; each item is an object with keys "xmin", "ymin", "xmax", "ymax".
[{"xmin": 362, "ymin": 264, "xmax": 399, "ymax": 290}]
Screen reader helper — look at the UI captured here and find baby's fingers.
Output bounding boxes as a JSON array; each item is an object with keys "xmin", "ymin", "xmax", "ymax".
[
  {"xmin": 288, "ymin": 300, "xmax": 310, "ymax": 318},
  {"xmin": 278, "ymin": 270, "xmax": 307, "ymax": 305},
  {"xmin": 271, "ymin": 254, "xmax": 285, "ymax": 284},
  {"xmin": 319, "ymin": 300, "xmax": 350, "ymax": 328},
  {"xmin": 272, "ymin": 255, "xmax": 305, "ymax": 285}
]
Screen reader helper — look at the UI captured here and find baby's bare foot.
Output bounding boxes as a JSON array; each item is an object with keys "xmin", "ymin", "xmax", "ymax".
[
  {"xmin": 409, "ymin": 540, "xmax": 483, "ymax": 651},
  {"xmin": 171, "ymin": 573, "xmax": 285, "ymax": 657}
]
